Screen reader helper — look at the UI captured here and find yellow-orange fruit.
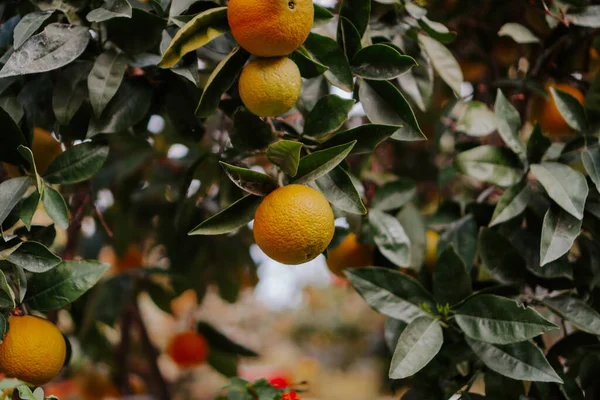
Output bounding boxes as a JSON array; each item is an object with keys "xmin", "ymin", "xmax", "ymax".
[
  {"xmin": 227, "ymin": 0, "xmax": 314, "ymax": 57},
  {"xmin": 424, "ymin": 230, "xmax": 439, "ymax": 270},
  {"xmin": 253, "ymin": 184, "xmax": 334, "ymax": 265},
  {"xmin": 166, "ymin": 331, "xmax": 209, "ymax": 368},
  {"xmin": 32, "ymin": 127, "xmax": 63, "ymax": 175},
  {"xmin": 0, "ymin": 316, "xmax": 67, "ymax": 386},
  {"xmin": 326, "ymin": 233, "xmax": 374, "ymax": 277}
]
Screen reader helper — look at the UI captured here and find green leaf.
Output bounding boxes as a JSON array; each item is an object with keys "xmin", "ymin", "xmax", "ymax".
[
  {"xmin": 293, "ymin": 141, "xmax": 355, "ymax": 184},
  {"xmin": 455, "ymin": 145, "xmax": 524, "ymax": 187},
  {"xmin": 317, "ymin": 124, "xmax": 398, "ymax": 155},
  {"xmin": 484, "ymin": 372, "xmax": 525, "ymax": 400},
  {"xmin": 582, "ymin": 145, "xmax": 600, "ymax": 193},
  {"xmin": 0, "ymin": 94, "xmax": 24, "ymax": 124},
  {"xmin": 540, "ymin": 206, "xmax": 581, "ymax": 266},
  {"xmin": 315, "ymin": 166, "xmax": 367, "ymax": 215},
  {"xmin": 86, "ymin": 0, "xmax": 132, "ymax": 22},
  {"xmin": 495, "ymin": 90, "xmax": 526, "ymax": 156},
  {"xmin": 20, "ymin": 191, "xmax": 40, "ymax": 231},
  {"xmin": 351, "ymin": 44, "xmax": 417, "ymax": 80},
  {"xmin": 209, "ymin": 349, "xmax": 239, "ymax": 377},
  {"xmin": 303, "ymin": 32, "xmax": 354, "ymax": 92},
  {"xmin": 42, "ymin": 186, "xmax": 69, "ymax": 230},
  {"xmin": 0, "ymin": 24, "xmax": 90, "ymax": 78},
  {"xmin": 418, "ymin": 17, "xmax": 457, "ymax": 44},
  {"xmin": 44, "ymin": 142, "xmax": 110, "ymax": 184},
  {"xmin": 53, "ymin": 61, "xmax": 92, "ymax": 125},
  {"xmin": 567, "ymin": 5, "xmax": 600, "ymax": 28},
  {"xmin": 369, "ymin": 209, "xmax": 411, "ymax": 267},
  {"xmin": 433, "ymin": 245, "xmax": 472, "ymax": 305},
  {"xmin": 498, "ymin": 23, "xmax": 540, "ymax": 44},
  {"xmin": 417, "ymin": 33, "xmax": 463, "ymax": 94},
  {"xmin": 188, "ymin": 195, "xmax": 261, "ymax": 235},
  {"xmin": 397, "ymin": 51, "xmax": 434, "ymax": 112},
  {"xmin": 7, "ymin": 241, "xmax": 61, "ymax": 273},
  {"xmin": 337, "ymin": 16, "xmax": 362, "ymax": 60},
  {"xmin": 25, "ymin": 260, "xmax": 110, "ymax": 311},
  {"xmin": 371, "ymin": 178, "xmax": 416, "ymax": 211},
  {"xmin": 0, "ymin": 106, "xmax": 28, "ymax": 165},
  {"xmin": 490, "ymin": 180, "xmax": 532, "ymax": 226},
  {"xmin": 456, "ymin": 101, "xmax": 497, "ymax": 137},
  {"xmin": 196, "ymin": 47, "xmax": 250, "ymax": 118},
  {"xmin": 219, "ymin": 162, "xmax": 278, "ymax": 197},
  {"xmin": 465, "ymin": 337, "xmax": 563, "ymax": 383},
  {"xmin": 87, "ymin": 80, "xmax": 152, "ymax": 136},
  {"xmin": 339, "ymin": 0, "xmax": 370, "ymax": 38},
  {"xmin": 530, "ymin": 162, "xmax": 588, "ymax": 220},
  {"xmin": 289, "ymin": 48, "xmax": 329, "ymax": 79},
  {"xmin": 0, "ymin": 270, "xmax": 15, "ymax": 310},
  {"xmin": 13, "ymin": 10, "xmax": 55, "ymax": 49},
  {"xmin": 388, "ymin": 316, "xmax": 443, "ymax": 379},
  {"xmin": 0, "ymin": 243, "xmax": 22, "ymax": 261},
  {"xmin": 304, "ymin": 95, "xmax": 355, "ymax": 138},
  {"xmin": 550, "ymin": 87, "xmax": 588, "ymax": 133},
  {"xmin": 345, "ymin": 267, "xmax": 435, "ymax": 322},
  {"xmin": 0, "ymin": 177, "xmax": 30, "ymax": 226},
  {"xmin": 438, "ymin": 215, "xmax": 478, "ymax": 269},
  {"xmin": 0, "ymin": 314, "xmax": 7, "ymax": 344},
  {"xmin": 456, "ymin": 295, "xmax": 557, "ymax": 344},
  {"xmin": 88, "ymin": 50, "xmax": 128, "ymax": 119},
  {"xmin": 396, "ymin": 203, "xmax": 427, "ymax": 270},
  {"xmin": 313, "ymin": 4, "xmax": 334, "ymax": 21},
  {"xmin": 358, "ymin": 79, "xmax": 425, "ymax": 141},
  {"xmin": 159, "ymin": 7, "xmax": 229, "ymax": 69},
  {"xmin": 479, "ymin": 229, "xmax": 527, "ymax": 284},
  {"xmin": 542, "ymin": 295, "xmax": 600, "ymax": 335},
  {"xmin": 526, "ymin": 123, "xmax": 550, "ymax": 164},
  {"xmin": 17, "ymin": 146, "xmax": 42, "ymax": 192},
  {"xmin": 230, "ymin": 109, "xmax": 274, "ymax": 151},
  {"xmin": 197, "ymin": 321, "xmax": 258, "ymax": 357},
  {"xmin": 266, "ymin": 140, "xmax": 303, "ymax": 177}
]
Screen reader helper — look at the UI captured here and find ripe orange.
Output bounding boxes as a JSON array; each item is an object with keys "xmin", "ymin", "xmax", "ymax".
[
  {"xmin": 166, "ymin": 331, "xmax": 209, "ymax": 368},
  {"xmin": 424, "ymin": 230, "xmax": 439, "ymax": 270},
  {"xmin": 227, "ymin": 0, "xmax": 314, "ymax": 57},
  {"xmin": 115, "ymin": 245, "xmax": 144, "ymax": 273},
  {"xmin": 326, "ymin": 233, "xmax": 374, "ymax": 277},
  {"xmin": 238, "ymin": 57, "xmax": 302, "ymax": 117},
  {"xmin": 254, "ymin": 184, "xmax": 334, "ymax": 265},
  {"xmin": 530, "ymin": 83, "xmax": 585, "ymax": 137},
  {"xmin": 32, "ymin": 127, "xmax": 63, "ymax": 175},
  {"xmin": 0, "ymin": 315, "xmax": 67, "ymax": 386}
]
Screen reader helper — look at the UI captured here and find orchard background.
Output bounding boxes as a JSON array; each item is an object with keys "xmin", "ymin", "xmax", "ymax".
[{"xmin": 0, "ymin": 0, "xmax": 600, "ymax": 399}]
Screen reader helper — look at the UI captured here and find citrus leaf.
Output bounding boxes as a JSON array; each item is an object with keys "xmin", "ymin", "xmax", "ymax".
[
  {"xmin": 351, "ymin": 44, "xmax": 417, "ymax": 80},
  {"xmin": 495, "ymin": 90, "xmax": 526, "ymax": 156},
  {"xmin": 417, "ymin": 33, "xmax": 463, "ymax": 95},
  {"xmin": 266, "ymin": 140, "xmax": 303, "ymax": 177},
  {"xmin": 7, "ymin": 241, "xmax": 61, "ymax": 273},
  {"xmin": 25, "ymin": 260, "xmax": 110, "ymax": 311},
  {"xmin": 17, "ymin": 146, "xmax": 42, "ymax": 193},
  {"xmin": 188, "ymin": 195, "xmax": 261, "ymax": 235},
  {"xmin": 526, "ymin": 123, "xmax": 550, "ymax": 164},
  {"xmin": 542, "ymin": 295, "xmax": 600, "ymax": 335},
  {"xmin": 372, "ymin": 178, "xmax": 416, "ymax": 211},
  {"xmin": 0, "ymin": 270, "xmax": 15, "ymax": 310},
  {"xmin": 418, "ymin": 17, "xmax": 457, "ymax": 44},
  {"xmin": 540, "ymin": 206, "xmax": 581, "ymax": 266},
  {"xmin": 433, "ymin": 245, "xmax": 472, "ymax": 305},
  {"xmin": 0, "ymin": 106, "xmax": 28, "ymax": 165},
  {"xmin": 290, "ymin": 47, "xmax": 328, "ymax": 79},
  {"xmin": 358, "ymin": 79, "xmax": 425, "ymax": 141},
  {"xmin": 438, "ymin": 215, "xmax": 478, "ymax": 270},
  {"xmin": 456, "ymin": 295, "xmax": 557, "ymax": 344},
  {"xmin": 455, "ymin": 145, "xmax": 523, "ymax": 187},
  {"xmin": 397, "ymin": 51, "xmax": 434, "ymax": 113},
  {"xmin": 88, "ymin": 50, "xmax": 128, "ymax": 119},
  {"xmin": 550, "ymin": 87, "xmax": 588, "ymax": 133},
  {"xmin": 0, "ymin": 177, "xmax": 30, "ymax": 226},
  {"xmin": 86, "ymin": 0, "xmax": 132, "ymax": 22},
  {"xmin": 44, "ymin": 142, "xmax": 109, "ymax": 184},
  {"xmin": 339, "ymin": 0, "xmax": 370, "ymax": 38},
  {"xmin": 530, "ymin": 162, "xmax": 588, "ymax": 220},
  {"xmin": 457, "ymin": 101, "xmax": 497, "ymax": 137},
  {"xmin": 293, "ymin": 141, "xmax": 355, "ymax": 184},
  {"xmin": 42, "ymin": 185, "xmax": 69, "ymax": 230},
  {"xmin": 337, "ymin": 16, "xmax": 362, "ymax": 60},
  {"xmin": 490, "ymin": 180, "xmax": 532, "ymax": 226},
  {"xmin": 159, "ymin": 7, "xmax": 229, "ymax": 69},
  {"xmin": 389, "ymin": 316, "xmax": 443, "ymax": 379},
  {"xmin": 313, "ymin": 4, "xmax": 334, "ymax": 21},
  {"xmin": 345, "ymin": 267, "xmax": 435, "ymax": 322},
  {"xmin": 304, "ymin": 94, "xmax": 355, "ymax": 138},
  {"xmin": 582, "ymin": 144, "xmax": 600, "ymax": 193},
  {"xmin": 315, "ymin": 166, "xmax": 367, "ymax": 215},
  {"xmin": 20, "ymin": 191, "xmax": 40, "ymax": 231},
  {"xmin": 197, "ymin": 321, "xmax": 258, "ymax": 357},
  {"xmin": 478, "ymin": 229, "xmax": 527, "ymax": 284},
  {"xmin": 318, "ymin": 124, "xmax": 398, "ymax": 154},
  {"xmin": 53, "ymin": 61, "xmax": 92, "ymax": 125},
  {"xmin": 13, "ymin": 10, "xmax": 54, "ymax": 49},
  {"xmin": 196, "ymin": 47, "xmax": 250, "ymax": 118},
  {"xmin": 219, "ymin": 162, "xmax": 278, "ymax": 197},
  {"xmin": 567, "ymin": 5, "xmax": 600, "ymax": 28},
  {"xmin": 498, "ymin": 23, "xmax": 540, "ymax": 44},
  {"xmin": 304, "ymin": 32, "xmax": 354, "ymax": 92},
  {"xmin": 369, "ymin": 209, "xmax": 411, "ymax": 267},
  {"xmin": 465, "ymin": 337, "xmax": 563, "ymax": 383},
  {"xmin": 396, "ymin": 203, "xmax": 427, "ymax": 271},
  {"xmin": 230, "ymin": 109, "xmax": 274, "ymax": 151}
]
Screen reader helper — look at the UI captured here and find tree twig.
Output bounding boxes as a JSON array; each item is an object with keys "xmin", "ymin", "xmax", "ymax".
[
  {"xmin": 63, "ymin": 181, "xmax": 92, "ymax": 261},
  {"xmin": 113, "ymin": 304, "xmax": 134, "ymax": 395}
]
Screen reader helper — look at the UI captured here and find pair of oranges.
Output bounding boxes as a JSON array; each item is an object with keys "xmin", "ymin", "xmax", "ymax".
[{"xmin": 228, "ymin": 0, "xmax": 314, "ymax": 117}]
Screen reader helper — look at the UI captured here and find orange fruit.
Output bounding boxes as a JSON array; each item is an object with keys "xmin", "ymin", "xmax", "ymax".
[
  {"xmin": 166, "ymin": 331, "xmax": 209, "ymax": 368},
  {"xmin": 253, "ymin": 184, "xmax": 334, "ymax": 265},
  {"xmin": 326, "ymin": 233, "xmax": 374, "ymax": 277},
  {"xmin": 115, "ymin": 245, "xmax": 144, "ymax": 273},
  {"xmin": 424, "ymin": 230, "xmax": 439, "ymax": 270},
  {"xmin": 530, "ymin": 83, "xmax": 585, "ymax": 137},
  {"xmin": 459, "ymin": 61, "xmax": 488, "ymax": 83},
  {"xmin": 227, "ymin": 0, "xmax": 314, "ymax": 57},
  {"xmin": 238, "ymin": 57, "xmax": 302, "ymax": 117},
  {"xmin": 32, "ymin": 127, "xmax": 63, "ymax": 175},
  {"xmin": 0, "ymin": 315, "xmax": 67, "ymax": 386}
]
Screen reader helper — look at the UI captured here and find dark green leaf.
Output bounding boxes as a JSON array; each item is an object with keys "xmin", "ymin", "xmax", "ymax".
[
  {"xmin": 543, "ymin": 295, "xmax": 600, "ymax": 336},
  {"xmin": 0, "ymin": 314, "xmax": 7, "ymax": 344},
  {"xmin": 7, "ymin": 241, "xmax": 61, "ymax": 273},
  {"xmin": 397, "ymin": 51, "xmax": 434, "ymax": 112},
  {"xmin": 88, "ymin": 50, "xmax": 128, "ymax": 118},
  {"xmin": 530, "ymin": 162, "xmax": 588, "ymax": 220},
  {"xmin": 303, "ymin": 94, "xmax": 355, "ymax": 138},
  {"xmin": 293, "ymin": 141, "xmax": 355, "ymax": 184},
  {"xmin": 369, "ymin": 209, "xmax": 411, "ymax": 267},
  {"xmin": 0, "ymin": 106, "xmax": 28, "ymax": 165},
  {"xmin": 42, "ymin": 186, "xmax": 69, "ymax": 230},
  {"xmin": 20, "ymin": 191, "xmax": 40, "ymax": 231},
  {"xmin": 484, "ymin": 372, "xmax": 525, "ymax": 400},
  {"xmin": 315, "ymin": 166, "xmax": 367, "ymax": 215},
  {"xmin": 318, "ymin": 124, "xmax": 398, "ymax": 154},
  {"xmin": 540, "ymin": 206, "xmax": 581, "ymax": 266},
  {"xmin": 266, "ymin": 140, "xmax": 303, "ymax": 177},
  {"xmin": 456, "ymin": 294, "xmax": 557, "ymax": 344},
  {"xmin": 188, "ymin": 195, "xmax": 261, "ymax": 235},
  {"xmin": 396, "ymin": 203, "xmax": 427, "ymax": 270},
  {"xmin": 389, "ymin": 316, "xmax": 443, "ymax": 379},
  {"xmin": 455, "ymin": 145, "xmax": 524, "ymax": 187},
  {"xmin": 582, "ymin": 145, "xmax": 600, "ymax": 193},
  {"xmin": 313, "ymin": 4, "xmax": 334, "ymax": 21},
  {"xmin": 219, "ymin": 162, "xmax": 278, "ymax": 196},
  {"xmin": 418, "ymin": 17, "xmax": 457, "ymax": 44},
  {"xmin": 25, "ymin": 260, "xmax": 110, "ymax": 311},
  {"xmin": 372, "ymin": 178, "xmax": 416, "ymax": 211},
  {"xmin": 53, "ymin": 61, "xmax": 92, "ymax": 125},
  {"xmin": 358, "ymin": 79, "xmax": 425, "ymax": 141},
  {"xmin": 337, "ymin": 16, "xmax": 362, "ymax": 60},
  {"xmin": 351, "ymin": 44, "xmax": 417, "ymax": 80},
  {"xmin": 231, "ymin": 109, "xmax": 274, "ymax": 151},
  {"xmin": 479, "ymin": 229, "xmax": 527, "ymax": 284},
  {"xmin": 209, "ymin": 349, "xmax": 238, "ymax": 377},
  {"xmin": 498, "ymin": 23, "xmax": 540, "ymax": 44},
  {"xmin": 526, "ymin": 123, "xmax": 550, "ymax": 164},
  {"xmin": 303, "ymin": 32, "xmax": 354, "ymax": 92},
  {"xmin": 44, "ymin": 142, "xmax": 110, "ymax": 184},
  {"xmin": 0, "ymin": 24, "xmax": 90, "ymax": 78},
  {"xmin": 87, "ymin": 0, "xmax": 132, "ymax": 22},
  {"xmin": 0, "ymin": 177, "xmax": 30, "ymax": 226},
  {"xmin": 339, "ymin": 0, "xmax": 370, "ymax": 37},
  {"xmin": 197, "ymin": 321, "xmax": 258, "ymax": 357},
  {"xmin": 465, "ymin": 337, "xmax": 562, "ymax": 383},
  {"xmin": 384, "ymin": 318, "xmax": 408, "ymax": 352},
  {"xmin": 490, "ymin": 180, "xmax": 532, "ymax": 226},
  {"xmin": 13, "ymin": 10, "xmax": 54, "ymax": 49},
  {"xmin": 456, "ymin": 101, "xmax": 497, "ymax": 137},
  {"xmin": 0, "ymin": 270, "xmax": 15, "ymax": 310},
  {"xmin": 495, "ymin": 90, "xmax": 526, "ymax": 156},
  {"xmin": 290, "ymin": 47, "xmax": 328, "ymax": 79},
  {"xmin": 345, "ymin": 267, "xmax": 435, "ymax": 322},
  {"xmin": 438, "ymin": 215, "xmax": 477, "ymax": 269},
  {"xmin": 17, "ymin": 146, "xmax": 41, "ymax": 192},
  {"xmin": 0, "ymin": 94, "xmax": 24, "ymax": 124},
  {"xmin": 94, "ymin": 275, "xmax": 134, "ymax": 325},
  {"xmin": 196, "ymin": 47, "xmax": 250, "ymax": 118},
  {"xmin": 417, "ymin": 33, "xmax": 463, "ymax": 94},
  {"xmin": 106, "ymin": 8, "xmax": 165, "ymax": 55},
  {"xmin": 550, "ymin": 87, "xmax": 588, "ymax": 133},
  {"xmin": 433, "ymin": 245, "xmax": 472, "ymax": 305}
]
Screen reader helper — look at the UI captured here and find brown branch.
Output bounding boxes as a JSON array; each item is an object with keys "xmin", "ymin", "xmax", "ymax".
[
  {"xmin": 63, "ymin": 181, "xmax": 92, "ymax": 261},
  {"xmin": 113, "ymin": 304, "xmax": 134, "ymax": 395},
  {"xmin": 94, "ymin": 205, "xmax": 113, "ymax": 238}
]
